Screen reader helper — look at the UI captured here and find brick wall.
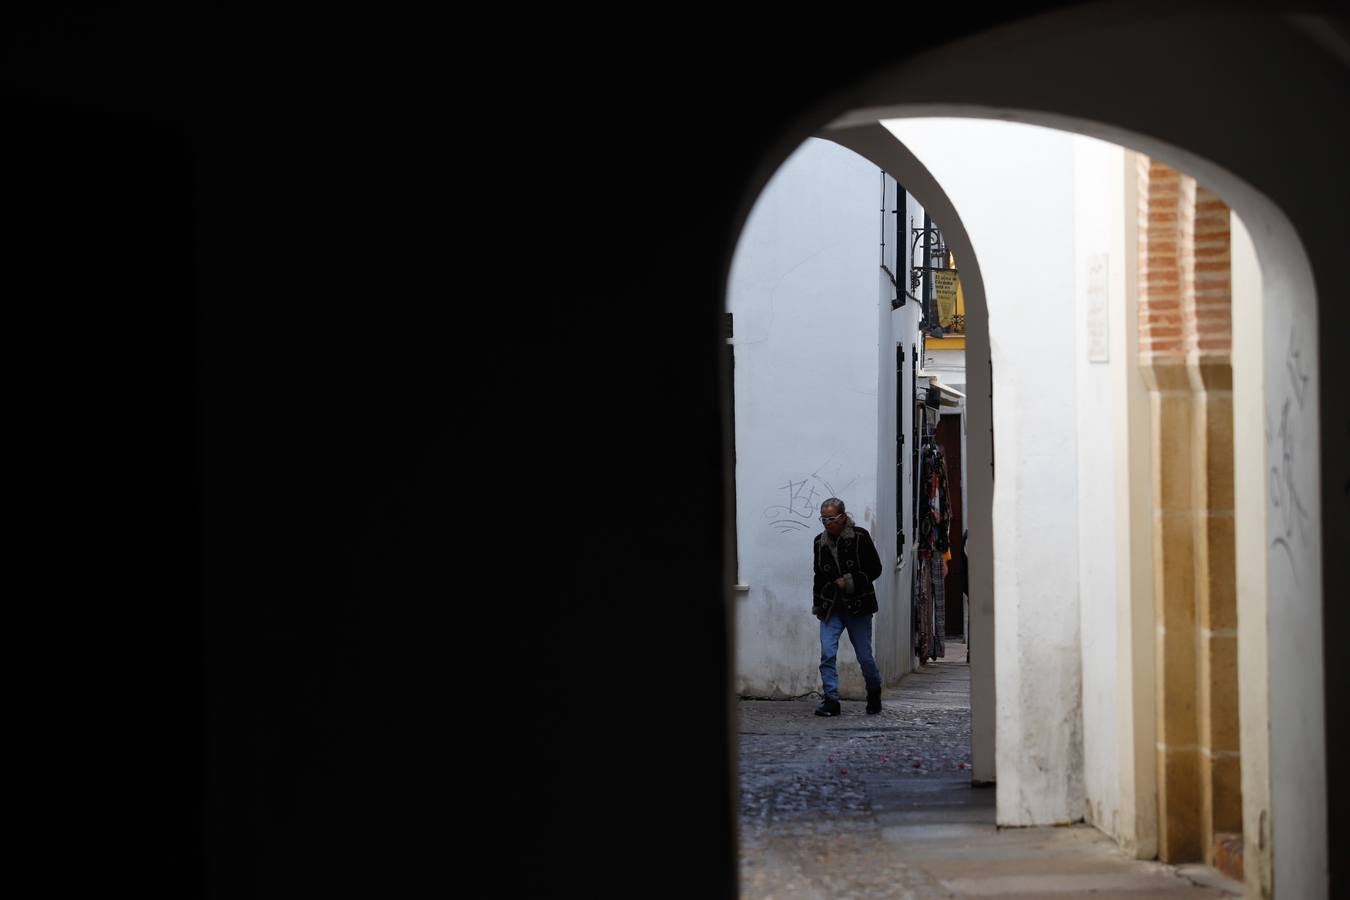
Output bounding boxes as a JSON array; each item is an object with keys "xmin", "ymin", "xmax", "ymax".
[
  {"xmin": 1136, "ymin": 154, "xmax": 1240, "ymax": 874},
  {"xmin": 1190, "ymin": 186, "xmax": 1232, "ymax": 358},
  {"xmin": 1138, "ymin": 162, "xmax": 1232, "ymax": 361}
]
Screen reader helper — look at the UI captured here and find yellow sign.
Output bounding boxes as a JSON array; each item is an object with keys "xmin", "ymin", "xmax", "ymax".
[{"xmin": 933, "ymin": 270, "xmax": 962, "ymax": 332}]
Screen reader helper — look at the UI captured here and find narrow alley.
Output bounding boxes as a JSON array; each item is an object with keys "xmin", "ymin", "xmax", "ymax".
[{"xmin": 737, "ymin": 644, "xmax": 1244, "ymax": 899}]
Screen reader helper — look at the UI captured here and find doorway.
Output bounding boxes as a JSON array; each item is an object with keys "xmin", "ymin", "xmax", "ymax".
[{"xmin": 936, "ymin": 411, "xmax": 965, "ymax": 640}]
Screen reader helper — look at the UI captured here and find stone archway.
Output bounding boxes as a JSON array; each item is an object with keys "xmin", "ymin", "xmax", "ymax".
[
  {"xmin": 729, "ymin": 8, "xmax": 1339, "ymax": 897},
  {"xmin": 812, "ymin": 122, "xmax": 997, "ymax": 791}
]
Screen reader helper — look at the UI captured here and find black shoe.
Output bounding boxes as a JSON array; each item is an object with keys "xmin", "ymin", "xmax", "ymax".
[
  {"xmin": 866, "ymin": 688, "xmax": 882, "ymax": 714},
  {"xmin": 814, "ymin": 698, "xmax": 840, "ymax": 717}
]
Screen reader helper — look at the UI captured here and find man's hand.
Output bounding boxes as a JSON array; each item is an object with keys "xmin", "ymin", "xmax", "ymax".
[
  {"xmin": 942, "ymin": 560, "xmax": 949, "ymax": 577},
  {"xmin": 834, "ymin": 576, "xmax": 847, "ymax": 591}
]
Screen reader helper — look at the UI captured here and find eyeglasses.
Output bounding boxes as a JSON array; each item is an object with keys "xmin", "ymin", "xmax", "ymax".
[{"xmin": 820, "ymin": 514, "xmax": 845, "ymax": 524}]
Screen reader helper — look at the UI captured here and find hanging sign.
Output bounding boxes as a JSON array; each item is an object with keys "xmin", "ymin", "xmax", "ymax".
[{"xmin": 933, "ymin": 270, "xmax": 960, "ymax": 329}]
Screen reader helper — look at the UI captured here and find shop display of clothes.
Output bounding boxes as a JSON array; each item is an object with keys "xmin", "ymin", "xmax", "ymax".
[{"xmin": 915, "ymin": 437, "xmax": 953, "ymax": 663}]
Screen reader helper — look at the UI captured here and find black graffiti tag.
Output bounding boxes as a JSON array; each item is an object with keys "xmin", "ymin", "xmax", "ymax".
[{"xmin": 1269, "ymin": 328, "xmax": 1312, "ymax": 578}]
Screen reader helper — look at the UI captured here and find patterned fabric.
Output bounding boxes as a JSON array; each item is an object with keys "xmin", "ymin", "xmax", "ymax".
[
  {"xmin": 918, "ymin": 443, "xmax": 952, "ymax": 555},
  {"xmin": 915, "ymin": 554, "xmax": 945, "ymax": 663},
  {"xmin": 931, "ymin": 553, "xmax": 945, "ymax": 660},
  {"xmin": 915, "ymin": 441, "xmax": 953, "ymax": 662}
]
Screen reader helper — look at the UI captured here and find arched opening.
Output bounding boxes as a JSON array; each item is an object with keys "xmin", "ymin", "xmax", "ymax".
[
  {"xmin": 727, "ymin": 8, "xmax": 1337, "ymax": 898},
  {"xmin": 90, "ymin": 2, "xmax": 1343, "ymax": 896}
]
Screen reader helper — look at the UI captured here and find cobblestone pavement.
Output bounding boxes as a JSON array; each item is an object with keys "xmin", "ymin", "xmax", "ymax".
[
  {"xmin": 737, "ymin": 644, "xmax": 974, "ymax": 899},
  {"xmin": 736, "ymin": 642, "xmax": 1242, "ymax": 899}
]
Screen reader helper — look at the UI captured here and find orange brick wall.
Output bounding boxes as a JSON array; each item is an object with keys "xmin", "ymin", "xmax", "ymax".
[
  {"xmin": 1138, "ymin": 161, "xmax": 1231, "ymax": 361},
  {"xmin": 1189, "ymin": 186, "xmax": 1232, "ymax": 358}
]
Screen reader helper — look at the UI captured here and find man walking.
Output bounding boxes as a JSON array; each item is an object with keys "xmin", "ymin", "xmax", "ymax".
[{"xmin": 811, "ymin": 498, "xmax": 885, "ymax": 716}]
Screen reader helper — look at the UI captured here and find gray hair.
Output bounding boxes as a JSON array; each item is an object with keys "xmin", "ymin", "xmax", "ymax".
[{"xmin": 820, "ymin": 497, "xmax": 845, "ymax": 514}]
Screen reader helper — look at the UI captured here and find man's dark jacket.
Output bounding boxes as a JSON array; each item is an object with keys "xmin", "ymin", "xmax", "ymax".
[{"xmin": 812, "ymin": 523, "xmax": 884, "ymax": 618}]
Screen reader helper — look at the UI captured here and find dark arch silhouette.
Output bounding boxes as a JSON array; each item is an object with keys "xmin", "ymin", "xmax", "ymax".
[{"xmin": 11, "ymin": 5, "xmax": 1344, "ymax": 898}]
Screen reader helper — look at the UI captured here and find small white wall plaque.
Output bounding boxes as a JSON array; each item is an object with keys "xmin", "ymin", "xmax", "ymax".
[{"xmin": 1086, "ymin": 254, "xmax": 1109, "ymax": 363}]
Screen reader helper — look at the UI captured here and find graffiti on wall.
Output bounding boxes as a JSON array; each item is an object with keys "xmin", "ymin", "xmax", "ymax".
[
  {"xmin": 763, "ymin": 464, "xmax": 853, "ymax": 534},
  {"xmin": 1268, "ymin": 326, "xmax": 1313, "ymax": 581}
]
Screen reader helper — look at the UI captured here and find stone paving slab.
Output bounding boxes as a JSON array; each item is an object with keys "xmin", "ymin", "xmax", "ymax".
[
  {"xmin": 940, "ymin": 872, "xmax": 1228, "ymax": 895},
  {"xmin": 917, "ymin": 853, "xmax": 1144, "ymax": 878},
  {"xmin": 877, "ymin": 807, "xmax": 998, "ymax": 827},
  {"xmin": 882, "ymin": 823, "xmax": 1000, "ymax": 843},
  {"xmin": 956, "ymin": 891, "xmax": 1234, "ymax": 900}
]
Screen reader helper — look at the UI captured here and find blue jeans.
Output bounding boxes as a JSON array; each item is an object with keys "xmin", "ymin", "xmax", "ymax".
[{"xmin": 819, "ymin": 611, "xmax": 882, "ymax": 701}]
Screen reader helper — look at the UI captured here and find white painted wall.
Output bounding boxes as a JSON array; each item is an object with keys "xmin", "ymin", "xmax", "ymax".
[
  {"xmin": 924, "ymin": 348, "xmax": 966, "ymax": 394},
  {"xmin": 1071, "ymin": 134, "xmax": 1129, "ymax": 839},
  {"xmin": 886, "ymin": 118, "xmax": 1086, "ymax": 825},
  {"xmin": 1114, "ymin": 151, "xmax": 1158, "ymax": 861},
  {"xmin": 890, "ymin": 188, "xmax": 925, "ymax": 672},
  {"xmin": 1231, "ymin": 210, "xmax": 1272, "ymax": 896},
  {"xmin": 875, "ymin": 173, "xmax": 923, "ymax": 683},
  {"xmin": 729, "ymin": 138, "xmax": 905, "ymax": 698},
  {"xmin": 1251, "ymin": 203, "xmax": 1326, "ymax": 900},
  {"xmin": 873, "ymin": 170, "xmax": 897, "ymax": 684}
]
